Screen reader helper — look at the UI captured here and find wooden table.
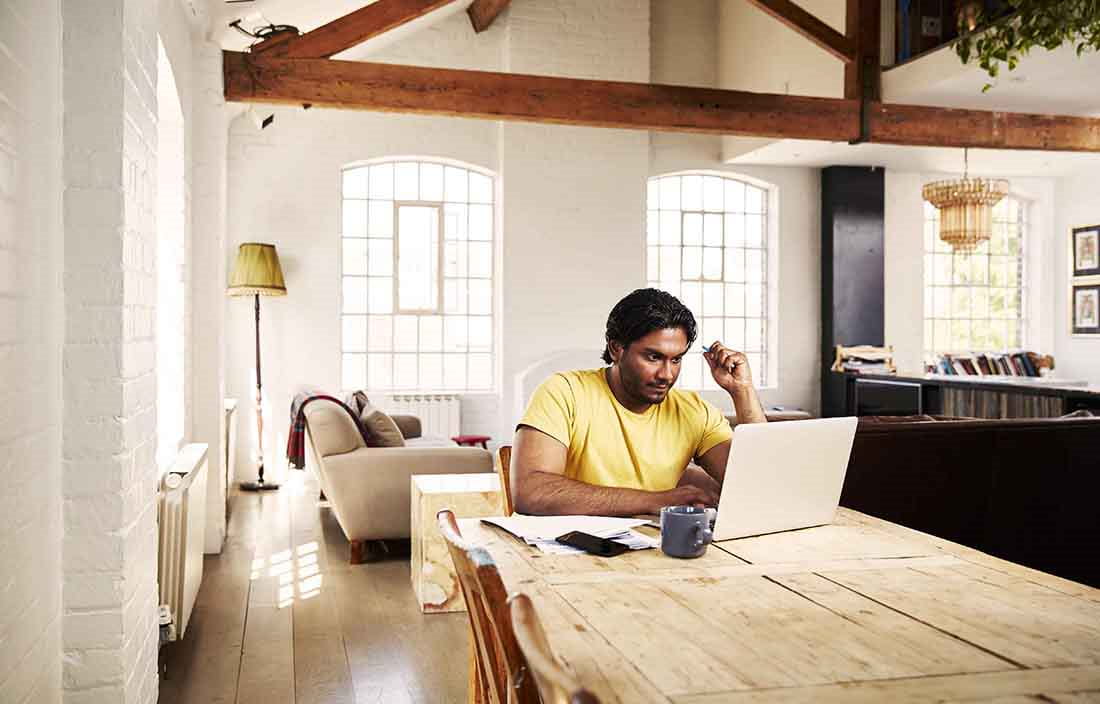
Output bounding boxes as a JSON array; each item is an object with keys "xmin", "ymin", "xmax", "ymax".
[
  {"xmin": 411, "ymin": 473, "xmax": 503, "ymax": 613},
  {"xmin": 459, "ymin": 509, "xmax": 1100, "ymax": 702}
]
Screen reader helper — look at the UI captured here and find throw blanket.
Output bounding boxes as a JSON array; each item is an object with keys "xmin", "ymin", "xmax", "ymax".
[{"xmin": 286, "ymin": 391, "xmax": 368, "ymax": 469}]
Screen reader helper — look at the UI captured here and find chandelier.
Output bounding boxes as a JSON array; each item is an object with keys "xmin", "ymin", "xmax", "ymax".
[{"xmin": 922, "ymin": 149, "xmax": 1009, "ymax": 253}]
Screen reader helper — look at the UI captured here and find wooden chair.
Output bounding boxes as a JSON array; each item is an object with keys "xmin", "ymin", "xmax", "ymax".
[
  {"xmin": 436, "ymin": 510, "xmax": 538, "ymax": 704},
  {"xmin": 510, "ymin": 593, "xmax": 601, "ymax": 704},
  {"xmin": 497, "ymin": 445, "xmax": 514, "ymax": 515}
]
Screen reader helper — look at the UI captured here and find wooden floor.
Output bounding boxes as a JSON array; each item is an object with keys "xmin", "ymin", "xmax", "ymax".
[{"xmin": 158, "ymin": 472, "xmax": 470, "ymax": 704}]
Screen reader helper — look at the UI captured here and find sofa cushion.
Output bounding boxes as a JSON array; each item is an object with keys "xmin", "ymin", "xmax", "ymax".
[{"xmin": 360, "ymin": 405, "xmax": 406, "ymax": 447}]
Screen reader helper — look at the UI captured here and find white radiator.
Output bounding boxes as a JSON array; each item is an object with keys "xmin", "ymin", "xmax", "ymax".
[
  {"xmin": 158, "ymin": 443, "xmax": 208, "ymax": 641},
  {"xmin": 379, "ymin": 394, "xmax": 461, "ymax": 439}
]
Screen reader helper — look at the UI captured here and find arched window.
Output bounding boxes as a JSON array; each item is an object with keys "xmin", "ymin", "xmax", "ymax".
[
  {"xmin": 340, "ymin": 158, "xmax": 496, "ymax": 392},
  {"xmin": 646, "ymin": 172, "xmax": 771, "ymax": 388},
  {"xmin": 923, "ymin": 196, "xmax": 1028, "ymax": 356}
]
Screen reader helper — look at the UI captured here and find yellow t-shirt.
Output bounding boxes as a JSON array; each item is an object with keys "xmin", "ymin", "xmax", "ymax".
[{"xmin": 518, "ymin": 368, "xmax": 733, "ymax": 491}]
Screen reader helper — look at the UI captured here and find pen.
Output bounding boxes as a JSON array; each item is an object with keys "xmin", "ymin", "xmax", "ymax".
[{"xmin": 701, "ymin": 344, "xmax": 738, "ymax": 375}]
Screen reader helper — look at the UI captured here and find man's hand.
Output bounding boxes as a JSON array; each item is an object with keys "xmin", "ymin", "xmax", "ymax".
[
  {"xmin": 702, "ymin": 340, "xmax": 755, "ymax": 393},
  {"xmin": 652, "ymin": 484, "xmax": 718, "ymax": 512}
]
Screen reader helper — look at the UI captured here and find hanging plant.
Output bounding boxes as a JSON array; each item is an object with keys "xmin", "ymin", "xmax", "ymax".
[{"xmin": 955, "ymin": 0, "xmax": 1100, "ymax": 91}]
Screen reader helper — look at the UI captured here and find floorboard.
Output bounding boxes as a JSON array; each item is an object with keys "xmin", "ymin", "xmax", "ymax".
[{"xmin": 159, "ymin": 472, "xmax": 469, "ymax": 704}]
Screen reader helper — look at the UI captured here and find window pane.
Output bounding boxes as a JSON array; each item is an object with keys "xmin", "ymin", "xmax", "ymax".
[
  {"xmin": 444, "ymin": 242, "xmax": 467, "ymax": 277},
  {"xmin": 703, "ymin": 282, "xmax": 723, "ymax": 316},
  {"xmin": 394, "ymin": 354, "xmax": 417, "ymax": 389},
  {"xmin": 368, "ymin": 277, "xmax": 392, "ymax": 314},
  {"xmin": 420, "ymin": 163, "xmax": 444, "ymax": 201},
  {"xmin": 703, "ymin": 214, "xmax": 722, "ymax": 247},
  {"xmin": 444, "ymin": 203, "xmax": 467, "ymax": 241},
  {"xmin": 343, "ymin": 239, "xmax": 368, "ymax": 275},
  {"xmin": 444, "ymin": 316, "xmax": 468, "ymax": 352},
  {"xmin": 659, "ymin": 177, "xmax": 680, "ymax": 210},
  {"xmin": 703, "ymin": 176, "xmax": 724, "ymax": 212},
  {"xmin": 746, "ymin": 185, "xmax": 764, "ymax": 213},
  {"xmin": 746, "ymin": 284, "xmax": 763, "ymax": 318},
  {"xmin": 725, "ymin": 318, "xmax": 745, "ymax": 350},
  {"xmin": 469, "ymin": 279, "xmax": 491, "ymax": 315},
  {"xmin": 444, "ymin": 279, "xmax": 467, "ymax": 314},
  {"xmin": 725, "ymin": 283, "xmax": 745, "ymax": 317},
  {"xmin": 682, "ymin": 246, "xmax": 702, "ymax": 279},
  {"xmin": 394, "ymin": 315, "xmax": 418, "ymax": 352},
  {"xmin": 368, "ymin": 354, "xmax": 392, "ymax": 390},
  {"xmin": 343, "ymin": 167, "xmax": 368, "ymax": 199},
  {"xmin": 469, "ymin": 242, "xmax": 492, "ymax": 279},
  {"xmin": 703, "ymin": 247, "xmax": 722, "ymax": 280},
  {"xmin": 681, "ymin": 174, "xmax": 702, "ymax": 211},
  {"xmin": 342, "ymin": 354, "xmax": 366, "ymax": 390},
  {"xmin": 745, "ymin": 214, "xmax": 763, "ymax": 247},
  {"xmin": 368, "ymin": 200, "xmax": 393, "ymax": 236},
  {"xmin": 724, "ymin": 180, "xmax": 745, "ymax": 213},
  {"xmin": 746, "ymin": 249, "xmax": 763, "ymax": 282},
  {"xmin": 660, "ymin": 247, "xmax": 680, "ymax": 283},
  {"xmin": 443, "ymin": 354, "xmax": 467, "ymax": 390},
  {"xmin": 702, "ymin": 318, "xmax": 723, "ymax": 350},
  {"xmin": 745, "ymin": 318, "xmax": 762, "ymax": 351},
  {"xmin": 395, "ymin": 162, "xmax": 419, "ymax": 200},
  {"xmin": 933, "ymin": 287, "xmax": 949, "ymax": 318},
  {"xmin": 469, "ymin": 172, "xmax": 493, "ymax": 204},
  {"xmin": 369, "ymin": 163, "xmax": 393, "ymax": 199},
  {"xmin": 368, "ymin": 315, "xmax": 392, "ymax": 351},
  {"xmin": 469, "ymin": 316, "xmax": 492, "ymax": 351},
  {"xmin": 343, "ymin": 278, "xmax": 367, "ymax": 314},
  {"xmin": 397, "ymin": 205, "xmax": 440, "ymax": 311},
  {"xmin": 469, "ymin": 204, "xmax": 492, "ymax": 241},
  {"xmin": 681, "ymin": 281, "xmax": 701, "ymax": 316},
  {"xmin": 725, "ymin": 248, "xmax": 745, "ymax": 283},
  {"xmin": 444, "ymin": 166, "xmax": 468, "ymax": 203},
  {"xmin": 419, "ymin": 315, "xmax": 443, "ymax": 351},
  {"xmin": 659, "ymin": 211, "xmax": 681, "ymax": 245},
  {"xmin": 683, "ymin": 213, "xmax": 703, "ymax": 246},
  {"xmin": 647, "ymin": 247, "xmax": 659, "ymax": 282},
  {"xmin": 342, "ymin": 316, "xmax": 367, "ymax": 352},
  {"xmin": 367, "ymin": 239, "xmax": 392, "ymax": 276},
  {"xmin": 725, "ymin": 214, "xmax": 745, "ymax": 246},
  {"xmin": 748, "ymin": 353, "xmax": 763, "ymax": 384},
  {"xmin": 647, "ymin": 179, "xmax": 659, "ymax": 210},
  {"xmin": 419, "ymin": 354, "xmax": 443, "ymax": 389},
  {"xmin": 647, "ymin": 210, "xmax": 659, "ymax": 244},
  {"xmin": 343, "ymin": 200, "xmax": 367, "ymax": 237},
  {"xmin": 469, "ymin": 353, "xmax": 492, "ymax": 389}
]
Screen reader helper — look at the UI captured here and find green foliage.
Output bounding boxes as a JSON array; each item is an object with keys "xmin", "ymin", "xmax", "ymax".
[{"xmin": 955, "ymin": 0, "xmax": 1100, "ymax": 91}]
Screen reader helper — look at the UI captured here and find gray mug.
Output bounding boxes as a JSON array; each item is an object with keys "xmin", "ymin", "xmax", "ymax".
[{"xmin": 660, "ymin": 506, "xmax": 713, "ymax": 558}]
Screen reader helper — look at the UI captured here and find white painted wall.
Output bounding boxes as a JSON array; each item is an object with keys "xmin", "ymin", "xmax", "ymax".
[
  {"xmin": 885, "ymin": 172, "xmax": 1059, "ymax": 375},
  {"xmin": 0, "ymin": 0, "xmax": 64, "ymax": 701},
  {"xmin": 1054, "ymin": 169, "xmax": 1100, "ymax": 382},
  {"xmin": 226, "ymin": 0, "xmax": 825, "ymax": 482}
]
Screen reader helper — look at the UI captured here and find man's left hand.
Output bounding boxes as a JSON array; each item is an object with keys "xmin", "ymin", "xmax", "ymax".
[{"xmin": 702, "ymin": 341, "xmax": 755, "ymax": 393}]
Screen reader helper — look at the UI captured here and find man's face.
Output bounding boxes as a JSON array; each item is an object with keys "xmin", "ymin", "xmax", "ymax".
[{"xmin": 611, "ymin": 327, "xmax": 690, "ymax": 405}]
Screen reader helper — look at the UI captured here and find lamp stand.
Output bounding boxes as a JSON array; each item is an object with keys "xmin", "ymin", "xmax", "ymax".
[{"xmin": 241, "ymin": 293, "xmax": 279, "ymax": 491}]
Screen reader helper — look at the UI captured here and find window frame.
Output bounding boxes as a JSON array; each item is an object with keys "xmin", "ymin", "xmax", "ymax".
[{"xmin": 339, "ymin": 157, "xmax": 498, "ymax": 394}]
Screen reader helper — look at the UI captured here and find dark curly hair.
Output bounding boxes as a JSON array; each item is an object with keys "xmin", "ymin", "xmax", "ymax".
[{"xmin": 601, "ymin": 288, "xmax": 697, "ymax": 364}]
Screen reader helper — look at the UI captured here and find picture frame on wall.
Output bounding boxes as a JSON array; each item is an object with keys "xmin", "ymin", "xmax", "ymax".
[
  {"xmin": 1072, "ymin": 225, "xmax": 1100, "ymax": 277},
  {"xmin": 1071, "ymin": 279, "xmax": 1100, "ymax": 336}
]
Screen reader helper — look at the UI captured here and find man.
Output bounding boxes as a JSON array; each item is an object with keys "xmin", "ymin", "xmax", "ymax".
[{"xmin": 512, "ymin": 288, "xmax": 767, "ymax": 516}]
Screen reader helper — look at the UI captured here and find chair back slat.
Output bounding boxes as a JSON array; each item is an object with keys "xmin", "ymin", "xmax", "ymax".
[
  {"xmin": 497, "ymin": 445, "xmax": 514, "ymax": 515},
  {"xmin": 437, "ymin": 510, "xmax": 538, "ymax": 704},
  {"xmin": 510, "ymin": 593, "xmax": 602, "ymax": 704}
]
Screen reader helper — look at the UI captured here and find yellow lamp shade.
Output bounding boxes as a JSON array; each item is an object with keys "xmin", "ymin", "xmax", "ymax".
[{"xmin": 228, "ymin": 243, "xmax": 287, "ymax": 297}]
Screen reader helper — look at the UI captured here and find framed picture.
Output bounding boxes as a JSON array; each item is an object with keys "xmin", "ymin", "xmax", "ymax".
[
  {"xmin": 1072, "ymin": 225, "xmax": 1100, "ymax": 277},
  {"xmin": 1071, "ymin": 280, "xmax": 1100, "ymax": 336}
]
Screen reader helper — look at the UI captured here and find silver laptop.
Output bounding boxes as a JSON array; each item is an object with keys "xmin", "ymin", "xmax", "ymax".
[{"xmin": 712, "ymin": 417, "xmax": 859, "ymax": 541}]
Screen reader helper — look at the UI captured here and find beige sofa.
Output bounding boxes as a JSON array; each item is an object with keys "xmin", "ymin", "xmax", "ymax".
[{"xmin": 303, "ymin": 398, "xmax": 492, "ymax": 562}]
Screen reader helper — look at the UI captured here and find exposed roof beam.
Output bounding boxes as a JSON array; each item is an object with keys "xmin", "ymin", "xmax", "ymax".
[
  {"xmin": 223, "ymin": 51, "xmax": 857, "ymax": 141},
  {"xmin": 467, "ymin": 0, "xmax": 511, "ymax": 33},
  {"xmin": 256, "ymin": 0, "xmax": 457, "ymax": 59},
  {"xmin": 744, "ymin": 0, "xmax": 856, "ymax": 63},
  {"xmin": 221, "ymin": 51, "xmax": 1100, "ymax": 151}
]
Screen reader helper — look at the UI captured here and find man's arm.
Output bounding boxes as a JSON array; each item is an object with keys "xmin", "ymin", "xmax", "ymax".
[{"xmin": 511, "ymin": 425, "xmax": 717, "ymax": 516}]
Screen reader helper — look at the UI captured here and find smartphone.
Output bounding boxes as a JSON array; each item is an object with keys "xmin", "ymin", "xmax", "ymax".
[{"xmin": 555, "ymin": 531, "xmax": 630, "ymax": 557}]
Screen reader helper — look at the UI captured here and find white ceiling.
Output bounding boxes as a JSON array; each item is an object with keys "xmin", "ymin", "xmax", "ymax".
[{"xmin": 730, "ymin": 40, "xmax": 1100, "ymax": 176}]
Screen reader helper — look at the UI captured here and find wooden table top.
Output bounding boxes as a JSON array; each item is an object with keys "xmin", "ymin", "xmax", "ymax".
[{"xmin": 458, "ymin": 509, "xmax": 1100, "ymax": 703}]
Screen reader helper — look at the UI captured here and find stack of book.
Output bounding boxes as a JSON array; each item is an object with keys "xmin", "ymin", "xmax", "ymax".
[
  {"xmin": 831, "ymin": 345, "xmax": 896, "ymax": 375},
  {"xmin": 929, "ymin": 351, "xmax": 1050, "ymax": 377}
]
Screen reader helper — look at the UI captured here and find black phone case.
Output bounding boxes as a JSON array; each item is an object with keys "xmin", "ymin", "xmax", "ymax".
[{"xmin": 555, "ymin": 531, "xmax": 630, "ymax": 557}]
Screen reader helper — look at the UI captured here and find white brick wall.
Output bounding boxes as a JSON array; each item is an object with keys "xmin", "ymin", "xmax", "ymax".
[
  {"xmin": 62, "ymin": 0, "xmax": 161, "ymax": 700},
  {"xmin": 0, "ymin": 0, "xmax": 64, "ymax": 702}
]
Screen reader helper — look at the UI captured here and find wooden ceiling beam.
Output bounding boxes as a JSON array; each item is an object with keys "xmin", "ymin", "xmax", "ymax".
[
  {"xmin": 467, "ymin": 0, "xmax": 512, "ymax": 33},
  {"xmin": 744, "ymin": 0, "xmax": 856, "ymax": 62},
  {"xmin": 256, "ymin": 0, "xmax": 457, "ymax": 59},
  {"xmin": 223, "ymin": 51, "xmax": 859, "ymax": 141},
  {"xmin": 222, "ymin": 51, "xmax": 1100, "ymax": 151}
]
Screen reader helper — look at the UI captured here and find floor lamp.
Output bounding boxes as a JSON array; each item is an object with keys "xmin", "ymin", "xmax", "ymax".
[{"xmin": 228, "ymin": 242, "xmax": 287, "ymax": 491}]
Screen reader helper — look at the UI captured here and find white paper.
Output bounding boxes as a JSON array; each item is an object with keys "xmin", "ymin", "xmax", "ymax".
[{"xmin": 481, "ymin": 514, "xmax": 648, "ymax": 541}]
